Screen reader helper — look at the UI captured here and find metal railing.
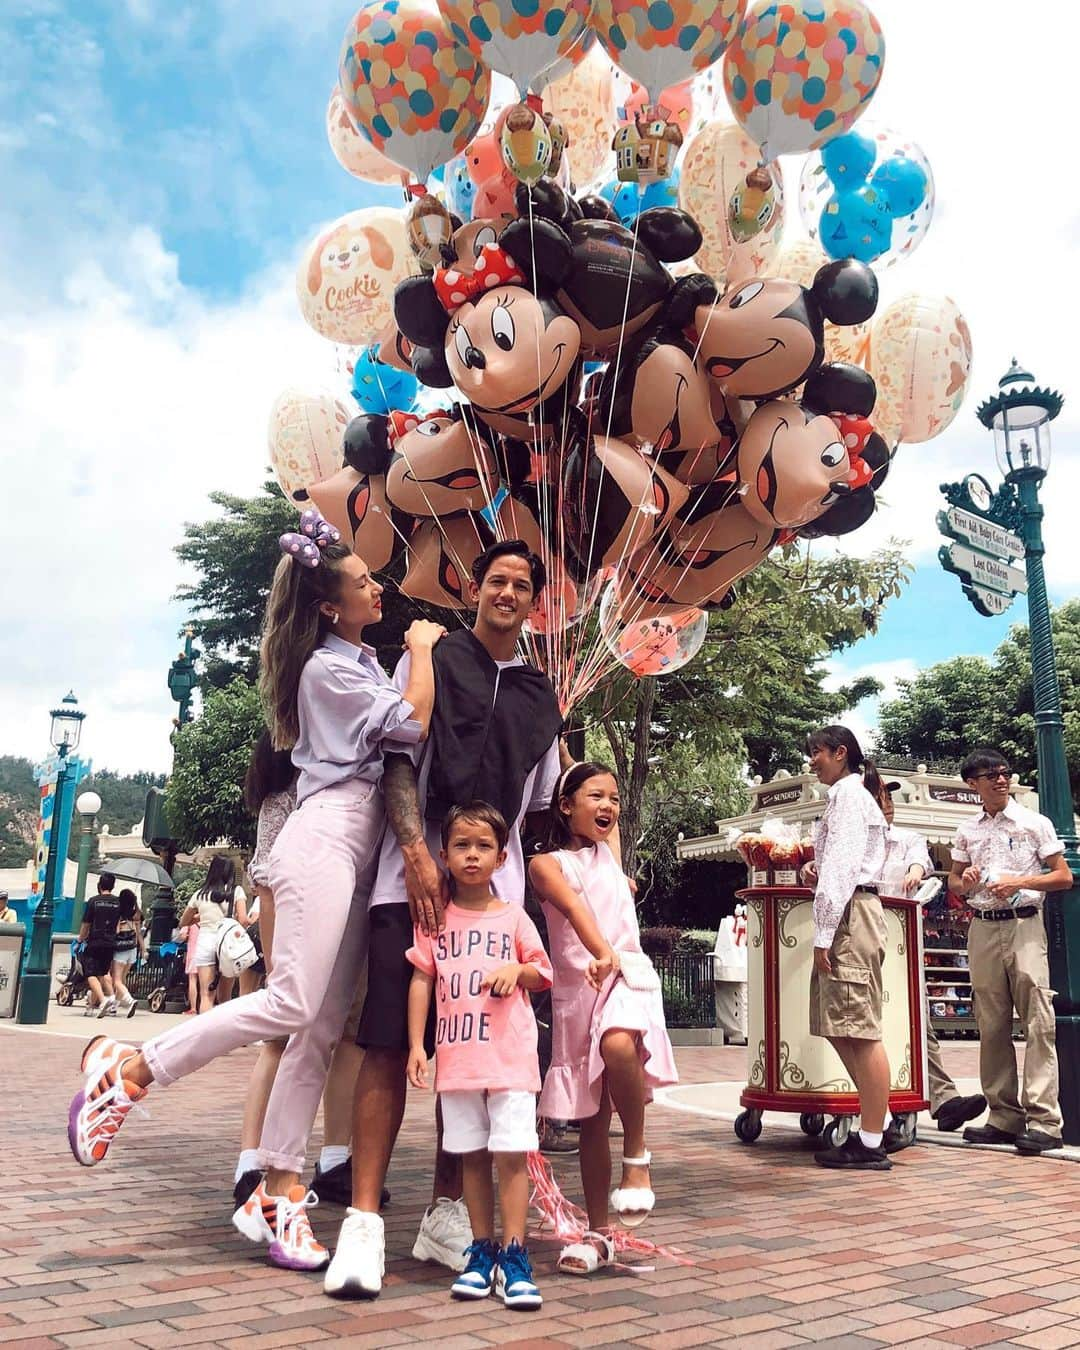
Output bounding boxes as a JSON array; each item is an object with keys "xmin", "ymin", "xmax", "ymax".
[{"xmin": 653, "ymin": 952, "xmax": 716, "ymax": 1028}]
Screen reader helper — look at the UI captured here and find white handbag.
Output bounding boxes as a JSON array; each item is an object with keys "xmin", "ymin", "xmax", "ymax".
[
  {"xmin": 216, "ymin": 920, "xmax": 258, "ymax": 978},
  {"xmin": 617, "ymin": 951, "xmax": 661, "ymax": 992}
]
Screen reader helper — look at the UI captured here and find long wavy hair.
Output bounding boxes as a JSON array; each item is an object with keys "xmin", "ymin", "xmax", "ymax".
[
  {"xmin": 243, "ymin": 728, "xmax": 298, "ymax": 814},
  {"xmin": 259, "ymin": 544, "xmax": 352, "ymax": 749}
]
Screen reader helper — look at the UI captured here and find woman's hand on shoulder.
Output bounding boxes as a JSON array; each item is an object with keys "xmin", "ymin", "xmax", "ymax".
[{"xmin": 404, "ymin": 620, "xmax": 447, "ymax": 652}]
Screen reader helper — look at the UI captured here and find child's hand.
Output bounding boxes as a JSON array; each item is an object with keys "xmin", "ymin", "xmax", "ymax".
[
  {"xmin": 481, "ymin": 963, "xmax": 521, "ymax": 997},
  {"xmin": 407, "ymin": 1047, "xmax": 429, "ymax": 1089},
  {"xmin": 587, "ymin": 949, "xmax": 619, "ymax": 990}
]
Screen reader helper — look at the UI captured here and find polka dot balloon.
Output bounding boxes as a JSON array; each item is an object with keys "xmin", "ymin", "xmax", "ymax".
[
  {"xmin": 723, "ymin": 0, "xmax": 885, "ymax": 161},
  {"xmin": 593, "ymin": 0, "xmax": 744, "ymax": 101},
  {"xmin": 438, "ymin": 0, "xmax": 592, "ymax": 97}
]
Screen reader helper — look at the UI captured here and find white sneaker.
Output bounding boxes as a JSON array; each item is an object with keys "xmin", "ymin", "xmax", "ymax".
[
  {"xmin": 324, "ymin": 1209, "xmax": 384, "ymax": 1299},
  {"xmin": 411, "ymin": 1197, "xmax": 472, "ymax": 1272},
  {"xmin": 117, "ymin": 994, "xmax": 137, "ymax": 1018},
  {"xmin": 98, "ymin": 996, "xmax": 117, "ymax": 1019},
  {"xmin": 83, "ymin": 1000, "xmax": 99, "ymax": 1017}
]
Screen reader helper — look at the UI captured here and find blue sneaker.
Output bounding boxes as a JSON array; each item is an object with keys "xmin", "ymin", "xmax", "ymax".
[
  {"xmin": 450, "ymin": 1238, "xmax": 499, "ymax": 1300},
  {"xmin": 496, "ymin": 1239, "xmax": 542, "ymax": 1310}
]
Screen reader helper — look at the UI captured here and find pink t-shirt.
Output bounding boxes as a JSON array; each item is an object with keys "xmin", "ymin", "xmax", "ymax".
[{"xmin": 407, "ymin": 900, "xmax": 553, "ymax": 1093}]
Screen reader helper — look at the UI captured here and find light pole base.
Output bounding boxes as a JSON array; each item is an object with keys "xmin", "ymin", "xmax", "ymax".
[
  {"xmin": 16, "ymin": 971, "xmax": 51, "ymax": 1025},
  {"xmin": 1055, "ymin": 1016, "xmax": 1080, "ymax": 1147}
]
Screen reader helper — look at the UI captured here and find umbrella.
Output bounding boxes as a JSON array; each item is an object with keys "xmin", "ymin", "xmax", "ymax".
[{"xmin": 92, "ymin": 857, "xmax": 174, "ymax": 887}]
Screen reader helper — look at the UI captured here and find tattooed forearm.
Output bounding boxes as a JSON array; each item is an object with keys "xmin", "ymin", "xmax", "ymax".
[{"xmin": 384, "ymin": 754, "xmax": 424, "ymax": 847}]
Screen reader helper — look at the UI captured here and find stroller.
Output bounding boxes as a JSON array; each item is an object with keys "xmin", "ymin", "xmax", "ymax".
[
  {"xmin": 55, "ymin": 939, "xmax": 90, "ymax": 1007},
  {"xmin": 146, "ymin": 938, "xmax": 189, "ymax": 1013}
]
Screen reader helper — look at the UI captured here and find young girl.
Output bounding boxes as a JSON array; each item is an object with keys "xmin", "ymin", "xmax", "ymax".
[
  {"xmin": 528, "ymin": 763, "xmax": 678, "ymax": 1276},
  {"xmin": 68, "ymin": 510, "xmax": 445, "ymax": 1271},
  {"xmin": 404, "ymin": 803, "xmax": 552, "ymax": 1311},
  {"xmin": 109, "ymin": 888, "xmax": 145, "ymax": 1016},
  {"xmin": 803, "ymin": 724, "xmax": 892, "ymax": 1172}
]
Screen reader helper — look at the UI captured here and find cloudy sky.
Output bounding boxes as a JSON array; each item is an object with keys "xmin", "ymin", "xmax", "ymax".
[{"xmin": 2, "ymin": 0, "xmax": 1078, "ymax": 777}]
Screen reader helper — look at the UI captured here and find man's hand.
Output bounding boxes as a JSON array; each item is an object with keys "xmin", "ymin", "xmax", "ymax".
[
  {"xmin": 801, "ymin": 860, "xmax": 819, "ymax": 885},
  {"xmin": 960, "ymin": 865, "xmax": 981, "ymax": 893},
  {"xmin": 587, "ymin": 950, "xmax": 619, "ymax": 990},
  {"xmin": 813, "ymin": 946, "xmax": 832, "ymax": 976},
  {"xmin": 481, "ymin": 963, "xmax": 521, "ymax": 997},
  {"xmin": 406, "ymin": 1047, "xmax": 429, "ymax": 1089},
  {"xmin": 403, "ymin": 843, "xmax": 445, "ymax": 935},
  {"xmin": 903, "ymin": 867, "xmax": 924, "ymax": 895},
  {"xmin": 985, "ymin": 874, "xmax": 1023, "ymax": 903}
]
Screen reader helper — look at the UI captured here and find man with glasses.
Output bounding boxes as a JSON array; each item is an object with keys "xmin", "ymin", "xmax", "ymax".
[{"xmin": 949, "ymin": 749, "xmax": 1072, "ymax": 1154}]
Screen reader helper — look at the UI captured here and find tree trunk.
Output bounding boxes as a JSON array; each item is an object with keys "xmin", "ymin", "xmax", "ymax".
[{"xmin": 620, "ymin": 678, "xmax": 656, "ymax": 877}]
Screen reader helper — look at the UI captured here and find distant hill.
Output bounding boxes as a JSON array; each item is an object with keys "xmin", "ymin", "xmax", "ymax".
[{"xmin": 0, "ymin": 756, "xmax": 166, "ymax": 868}]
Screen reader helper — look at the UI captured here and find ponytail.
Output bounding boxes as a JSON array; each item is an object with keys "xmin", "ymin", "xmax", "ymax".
[{"xmin": 861, "ymin": 758, "xmax": 884, "ymax": 804}]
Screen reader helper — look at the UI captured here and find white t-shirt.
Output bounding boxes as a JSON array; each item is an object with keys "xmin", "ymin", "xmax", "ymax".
[{"xmin": 368, "ymin": 653, "xmax": 561, "ymax": 908}]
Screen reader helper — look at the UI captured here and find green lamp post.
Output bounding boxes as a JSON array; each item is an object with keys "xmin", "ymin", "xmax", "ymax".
[
  {"xmin": 17, "ymin": 693, "xmax": 86, "ymax": 1025},
  {"xmin": 975, "ymin": 360, "xmax": 1080, "ymax": 1143},
  {"xmin": 72, "ymin": 789, "xmax": 102, "ymax": 933},
  {"xmin": 168, "ymin": 626, "xmax": 200, "ymax": 729}
]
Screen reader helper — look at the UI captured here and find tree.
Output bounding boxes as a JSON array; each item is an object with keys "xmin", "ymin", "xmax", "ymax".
[
  {"xmin": 878, "ymin": 599, "xmax": 1080, "ymax": 808},
  {"xmin": 165, "ymin": 679, "xmax": 265, "ymax": 851}
]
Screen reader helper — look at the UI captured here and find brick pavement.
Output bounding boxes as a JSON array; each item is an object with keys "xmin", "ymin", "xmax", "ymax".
[{"xmin": 5, "ymin": 1026, "xmax": 1080, "ymax": 1349}]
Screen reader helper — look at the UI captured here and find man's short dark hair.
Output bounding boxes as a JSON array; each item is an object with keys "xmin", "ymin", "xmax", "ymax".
[
  {"xmin": 471, "ymin": 539, "xmax": 546, "ymax": 599},
  {"xmin": 98, "ymin": 871, "xmax": 116, "ymax": 892},
  {"xmin": 959, "ymin": 748, "xmax": 1010, "ymax": 783},
  {"xmin": 441, "ymin": 801, "xmax": 510, "ymax": 852}
]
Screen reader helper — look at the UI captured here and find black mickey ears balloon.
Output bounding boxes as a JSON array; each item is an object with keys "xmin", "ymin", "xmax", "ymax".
[{"xmin": 343, "ymin": 414, "xmax": 392, "ymax": 475}]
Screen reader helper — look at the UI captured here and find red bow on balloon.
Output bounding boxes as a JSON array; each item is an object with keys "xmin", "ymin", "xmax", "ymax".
[
  {"xmin": 832, "ymin": 413, "xmax": 876, "ymax": 490},
  {"xmin": 386, "ymin": 409, "xmax": 450, "ymax": 448},
  {"xmin": 433, "ymin": 242, "xmax": 527, "ymax": 313}
]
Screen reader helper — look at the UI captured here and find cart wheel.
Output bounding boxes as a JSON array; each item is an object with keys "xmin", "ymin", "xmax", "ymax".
[
  {"xmin": 822, "ymin": 1116, "xmax": 852, "ymax": 1149},
  {"xmin": 734, "ymin": 1110, "xmax": 763, "ymax": 1144},
  {"xmin": 894, "ymin": 1112, "xmax": 918, "ymax": 1145},
  {"xmin": 148, "ymin": 987, "xmax": 167, "ymax": 1014},
  {"xmin": 56, "ymin": 983, "xmax": 74, "ymax": 1007},
  {"xmin": 799, "ymin": 1113, "xmax": 825, "ymax": 1137}
]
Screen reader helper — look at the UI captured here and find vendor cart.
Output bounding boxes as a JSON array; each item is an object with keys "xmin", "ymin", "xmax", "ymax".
[{"xmin": 734, "ymin": 886, "xmax": 929, "ymax": 1147}]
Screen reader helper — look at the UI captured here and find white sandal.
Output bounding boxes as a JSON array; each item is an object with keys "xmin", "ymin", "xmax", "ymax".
[
  {"xmin": 557, "ymin": 1230, "xmax": 615, "ymax": 1276},
  {"xmin": 610, "ymin": 1151, "xmax": 655, "ymax": 1229}
]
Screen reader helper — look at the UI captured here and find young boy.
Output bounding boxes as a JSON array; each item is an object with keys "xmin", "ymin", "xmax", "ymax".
[{"xmin": 406, "ymin": 803, "xmax": 553, "ymax": 1310}]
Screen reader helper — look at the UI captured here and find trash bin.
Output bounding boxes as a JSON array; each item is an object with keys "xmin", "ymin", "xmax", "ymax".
[
  {"xmin": 0, "ymin": 923, "xmax": 27, "ymax": 1018},
  {"xmin": 733, "ymin": 885, "xmax": 929, "ymax": 1147},
  {"xmin": 50, "ymin": 932, "xmax": 78, "ymax": 1000}
]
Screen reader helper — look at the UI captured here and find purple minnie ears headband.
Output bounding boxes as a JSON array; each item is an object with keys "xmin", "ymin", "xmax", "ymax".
[{"xmin": 279, "ymin": 509, "xmax": 341, "ymax": 568}]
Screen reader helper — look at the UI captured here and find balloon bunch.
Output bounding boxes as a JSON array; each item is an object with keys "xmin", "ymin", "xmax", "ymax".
[{"xmin": 265, "ymin": 0, "xmax": 972, "ymax": 711}]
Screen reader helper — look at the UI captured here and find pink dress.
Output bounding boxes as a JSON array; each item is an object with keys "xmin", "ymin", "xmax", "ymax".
[{"xmin": 538, "ymin": 842, "xmax": 678, "ymax": 1120}]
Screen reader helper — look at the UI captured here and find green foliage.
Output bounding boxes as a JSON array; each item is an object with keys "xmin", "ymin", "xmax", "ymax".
[
  {"xmin": 166, "ymin": 679, "xmax": 264, "ymax": 851},
  {"xmin": 878, "ymin": 598, "xmax": 1080, "ymax": 808}
]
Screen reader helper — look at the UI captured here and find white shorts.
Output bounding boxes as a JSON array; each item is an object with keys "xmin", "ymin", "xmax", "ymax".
[
  {"xmin": 194, "ymin": 925, "xmax": 222, "ymax": 969},
  {"xmin": 112, "ymin": 946, "xmax": 137, "ymax": 967},
  {"xmin": 440, "ymin": 1089, "xmax": 538, "ymax": 1155}
]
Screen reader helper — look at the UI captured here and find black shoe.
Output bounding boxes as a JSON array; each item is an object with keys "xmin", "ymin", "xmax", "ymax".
[
  {"xmin": 933, "ymin": 1094, "xmax": 987, "ymax": 1133},
  {"xmin": 962, "ymin": 1123, "xmax": 1018, "ymax": 1145},
  {"xmin": 883, "ymin": 1121, "xmax": 915, "ymax": 1154},
  {"xmin": 233, "ymin": 1168, "xmax": 263, "ymax": 1209},
  {"xmin": 539, "ymin": 1121, "xmax": 580, "ymax": 1156},
  {"xmin": 815, "ymin": 1134, "xmax": 891, "ymax": 1171},
  {"xmin": 310, "ymin": 1158, "xmax": 390, "ymax": 1209},
  {"xmin": 1015, "ymin": 1128, "xmax": 1064, "ymax": 1155}
]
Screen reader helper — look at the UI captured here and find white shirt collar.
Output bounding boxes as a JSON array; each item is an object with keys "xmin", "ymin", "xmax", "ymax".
[
  {"xmin": 827, "ymin": 773, "xmax": 859, "ymax": 800},
  {"xmin": 979, "ymin": 796, "xmax": 1021, "ymax": 825},
  {"xmin": 322, "ymin": 633, "xmax": 377, "ymax": 663}
]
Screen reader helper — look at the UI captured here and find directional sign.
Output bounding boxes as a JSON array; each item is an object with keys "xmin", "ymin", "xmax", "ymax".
[
  {"xmin": 941, "ymin": 542, "xmax": 1027, "ymax": 596},
  {"xmin": 964, "ymin": 583, "xmax": 1017, "ymax": 618},
  {"xmin": 937, "ymin": 507, "xmax": 1024, "ymax": 562}
]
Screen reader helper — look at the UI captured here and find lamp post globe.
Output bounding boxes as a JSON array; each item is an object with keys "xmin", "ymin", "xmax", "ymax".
[
  {"xmin": 976, "ymin": 358, "xmax": 1063, "ymax": 480},
  {"xmin": 17, "ymin": 693, "xmax": 87, "ymax": 1024},
  {"xmin": 73, "ymin": 789, "xmax": 102, "ymax": 931}
]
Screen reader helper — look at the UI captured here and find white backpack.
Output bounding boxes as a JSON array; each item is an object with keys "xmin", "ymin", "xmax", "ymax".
[{"xmin": 216, "ymin": 920, "xmax": 258, "ymax": 978}]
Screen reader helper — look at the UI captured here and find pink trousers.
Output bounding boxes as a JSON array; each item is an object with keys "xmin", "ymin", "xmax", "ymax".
[{"xmin": 142, "ymin": 780, "xmax": 382, "ymax": 1172}]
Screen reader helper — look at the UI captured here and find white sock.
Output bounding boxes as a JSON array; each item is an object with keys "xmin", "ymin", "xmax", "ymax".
[
  {"xmin": 859, "ymin": 1129, "xmax": 883, "ymax": 1149},
  {"xmin": 320, "ymin": 1145, "xmax": 350, "ymax": 1172},
  {"xmin": 883, "ymin": 1110, "xmax": 893, "ymax": 1129},
  {"xmin": 235, "ymin": 1149, "xmax": 261, "ymax": 1182}
]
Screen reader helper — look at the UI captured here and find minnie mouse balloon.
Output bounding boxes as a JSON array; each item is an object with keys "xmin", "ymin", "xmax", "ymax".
[
  {"xmin": 799, "ymin": 124, "xmax": 934, "ymax": 270},
  {"xmin": 297, "ymin": 208, "xmax": 417, "ymax": 345},
  {"xmin": 268, "ymin": 388, "xmax": 353, "ymax": 508},
  {"xmin": 599, "ymin": 581, "xmax": 708, "ymax": 677},
  {"xmin": 594, "ymin": 0, "xmax": 744, "ymax": 102},
  {"xmin": 723, "ymin": 0, "xmax": 885, "ymax": 161},
  {"xmin": 338, "ymin": 0, "xmax": 492, "ymax": 181},
  {"xmin": 438, "ymin": 0, "xmax": 591, "ymax": 97}
]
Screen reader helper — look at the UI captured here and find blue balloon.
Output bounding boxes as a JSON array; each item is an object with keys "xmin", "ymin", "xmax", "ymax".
[
  {"xmin": 444, "ymin": 154, "xmax": 476, "ymax": 221},
  {"xmin": 819, "ymin": 188, "xmax": 892, "ymax": 265},
  {"xmin": 821, "ymin": 129, "xmax": 876, "ymax": 190},
  {"xmin": 351, "ymin": 347, "xmax": 418, "ymax": 416},
  {"xmin": 871, "ymin": 156, "xmax": 928, "ymax": 218},
  {"xmin": 599, "ymin": 168, "xmax": 680, "ymax": 226}
]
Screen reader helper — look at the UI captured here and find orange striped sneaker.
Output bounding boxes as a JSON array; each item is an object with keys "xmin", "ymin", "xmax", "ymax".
[
  {"xmin": 68, "ymin": 1036, "xmax": 148, "ymax": 1166},
  {"xmin": 233, "ymin": 1182, "xmax": 329, "ymax": 1271}
]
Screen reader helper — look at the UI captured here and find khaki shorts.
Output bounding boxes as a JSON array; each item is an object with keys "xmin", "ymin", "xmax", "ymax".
[{"xmin": 809, "ymin": 890, "xmax": 887, "ymax": 1040}]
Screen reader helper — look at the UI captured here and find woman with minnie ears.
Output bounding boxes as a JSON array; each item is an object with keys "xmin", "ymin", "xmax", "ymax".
[
  {"xmin": 68, "ymin": 509, "xmax": 445, "ymax": 1272},
  {"xmin": 803, "ymin": 725, "xmax": 905, "ymax": 1171},
  {"xmin": 528, "ymin": 762, "xmax": 677, "ymax": 1275}
]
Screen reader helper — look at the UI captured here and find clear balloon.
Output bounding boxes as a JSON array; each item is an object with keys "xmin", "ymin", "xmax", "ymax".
[
  {"xmin": 799, "ymin": 124, "xmax": 933, "ymax": 269},
  {"xmin": 599, "ymin": 582, "xmax": 708, "ymax": 677},
  {"xmin": 593, "ymin": 0, "xmax": 744, "ymax": 101},
  {"xmin": 679, "ymin": 120, "xmax": 784, "ymax": 285},
  {"xmin": 326, "ymin": 88, "xmax": 405, "ymax": 185},
  {"xmin": 543, "ymin": 43, "xmax": 618, "ymax": 188},
  {"xmin": 296, "ymin": 207, "xmax": 417, "ymax": 345},
  {"xmin": 622, "ymin": 79, "xmax": 694, "ymax": 137},
  {"xmin": 338, "ymin": 0, "xmax": 492, "ymax": 180},
  {"xmin": 868, "ymin": 294, "xmax": 973, "ymax": 445},
  {"xmin": 437, "ymin": 0, "xmax": 591, "ymax": 96},
  {"xmin": 530, "ymin": 27, "xmax": 595, "ymax": 94},
  {"xmin": 723, "ymin": 0, "xmax": 885, "ymax": 161},
  {"xmin": 268, "ymin": 388, "xmax": 352, "ymax": 509}
]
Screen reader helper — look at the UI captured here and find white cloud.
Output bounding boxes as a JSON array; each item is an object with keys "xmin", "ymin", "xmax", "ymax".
[{"xmin": 823, "ymin": 657, "xmax": 920, "ymax": 754}]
